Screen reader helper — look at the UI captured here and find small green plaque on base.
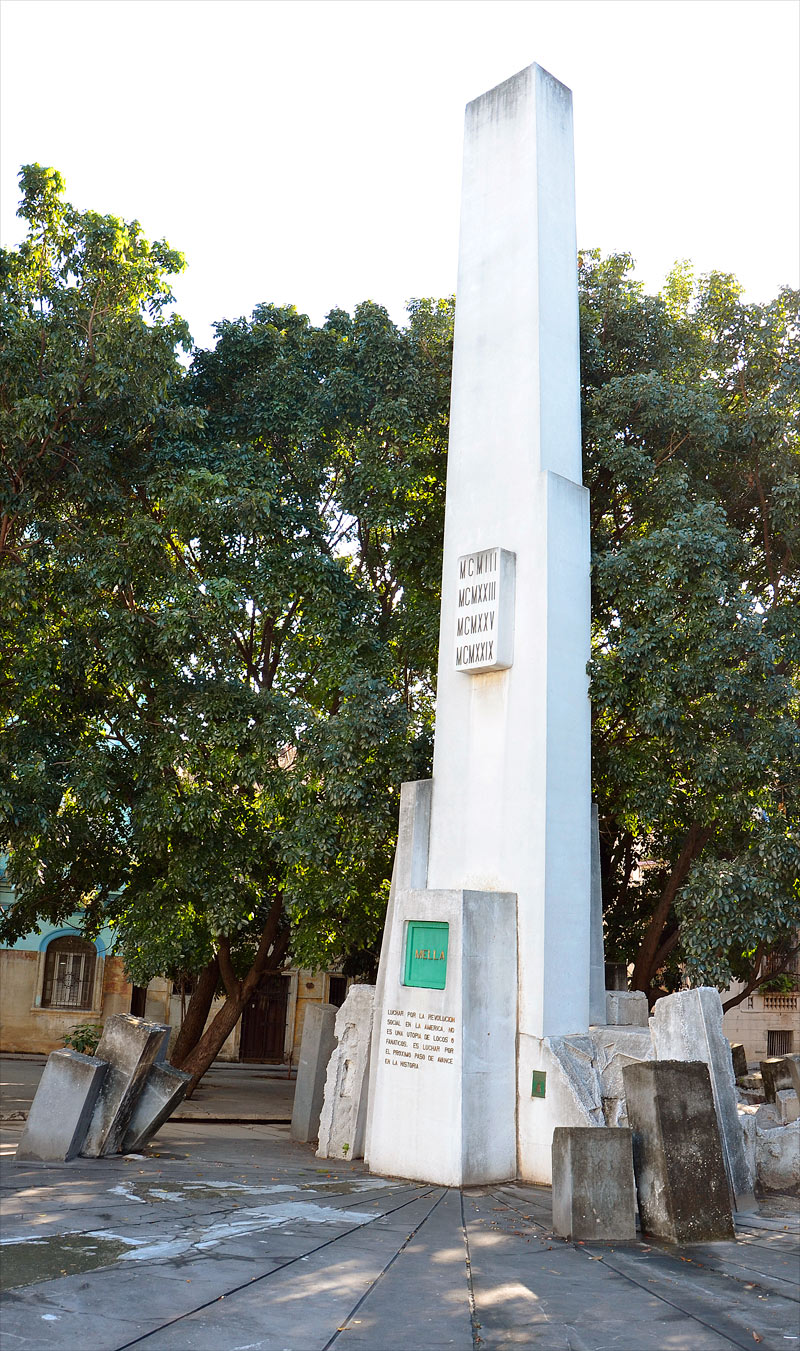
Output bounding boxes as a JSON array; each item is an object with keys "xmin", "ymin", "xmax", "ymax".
[
  {"xmin": 531, "ymin": 1070, "xmax": 547, "ymax": 1099},
  {"xmin": 404, "ymin": 921, "xmax": 449, "ymax": 990}
]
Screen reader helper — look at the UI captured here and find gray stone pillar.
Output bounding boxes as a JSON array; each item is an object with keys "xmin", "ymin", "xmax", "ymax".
[
  {"xmin": 317, "ymin": 986, "xmax": 375, "ymax": 1161},
  {"xmin": 552, "ymin": 1127, "xmax": 636, "ymax": 1241},
  {"xmin": 122, "ymin": 1062, "xmax": 191, "ymax": 1152},
  {"xmin": 291, "ymin": 1002, "xmax": 337, "ymax": 1143},
  {"xmin": 16, "ymin": 1049, "xmax": 108, "ymax": 1163},
  {"xmin": 623, "ymin": 1059, "xmax": 735, "ymax": 1242},
  {"xmin": 652, "ymin": 987, "xmax": 754, "ymax": 1209},
  {"xmin": 81, "ymin": 1014, "xmax": 167, "ymax": 1157}
]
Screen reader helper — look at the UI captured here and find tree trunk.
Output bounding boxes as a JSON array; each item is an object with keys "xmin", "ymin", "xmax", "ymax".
[
  {"xmin": 169, "ymin": 955, "xmax": 220, "ymax": 1068},
  {"xmin": 631, "ymin": 824, "xmax": 712, "ymax": 997},
  {"xmin": 179, "ymin": 896, "xmax": 284, "ymax": 1096},
  {"xmin": 180, "ymin": 990, "xmax": 250, "ymax": 1096}
]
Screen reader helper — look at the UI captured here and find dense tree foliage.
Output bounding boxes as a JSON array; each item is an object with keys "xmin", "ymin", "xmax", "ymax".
[
  {"xmin": 0, "ymin": 167, "xmax": 451, "ymax": 1084},
  {"xmin": 1, "ymin": 169, "xmax": 797, "ymax": 1083},
  {"xmin": 582, "ymin": 252, "xmax": 800, "ymax": 1004}
]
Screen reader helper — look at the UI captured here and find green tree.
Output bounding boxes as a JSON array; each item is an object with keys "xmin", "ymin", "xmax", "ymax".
[
  {"xmin": 582, "ymin": 252, "xmax": 800, "ymax": 1005},
  {"xmin": 0, "ymin": 167, "xmax": 452, "ymax": 1088}
]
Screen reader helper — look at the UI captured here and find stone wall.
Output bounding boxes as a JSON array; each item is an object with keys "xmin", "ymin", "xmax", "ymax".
[{"xmin": 0, "ymin": 948, "xmax": 170, "ymax": 1054}]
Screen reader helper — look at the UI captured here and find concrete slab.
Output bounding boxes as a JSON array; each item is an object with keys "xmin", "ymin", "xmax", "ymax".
[
  {"xmin": 15, "ymin": 1049, "xmax": 107, "ymax": 1163},
  {"xmin": 81, "ymin": 1015, "xmax": 167, "ymax": 1157},
  {"xmin": 121, "ymin": 1062, "xmax": 191, "ymax": 1152},
  {"xmin": 652, "ymin": 988, "xmax": 755, "ymax": 1208},
  {"xmin": 551, "ymin": 1126, "xmax": 636, "ymax": 1241},
  {"xmin": 290, "ymin": 1001, "xmax": 337, "ymax": 1143},
  {"xmin": 623, "ymin": 1060, "xmax": 735, "ymax": 1242}
]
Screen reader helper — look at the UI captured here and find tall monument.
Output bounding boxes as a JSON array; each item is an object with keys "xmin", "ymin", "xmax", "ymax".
[{"xmin": 365, "ymin": 63, "xmax": 591, "ymax": 1186}]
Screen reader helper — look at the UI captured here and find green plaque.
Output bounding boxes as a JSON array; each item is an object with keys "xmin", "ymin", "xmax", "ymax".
[
  {"xmin": 404, "ymin": 921, "xmax": 449, "ymax": 990},
  {"xmin": 531, "ymin": 1070, "xmax": 546, "ymax": 1099}
]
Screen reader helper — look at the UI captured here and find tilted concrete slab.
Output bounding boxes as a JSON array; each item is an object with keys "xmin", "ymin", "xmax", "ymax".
[
  {"xmin": 81, "ymin": 1014, "xmax": 167, "ymax": 1157},
  {"xmin": 291, "ymin": 1001, "xmax": 337, "ymax": 1144},
  {"xmin": 652, "ymin": 987, "xmax": 754, "ymax": 1209},
  {"xmin": 122, "ymin": 1061, "xmax": 191, "ymax": 1152},
  {"xmin": 623, "ymin": 1059, "xmax": 735, "ymax": 1243},
  {"xmin": 15, "ymin": 1049, "xmax": 107, "ymax": 1163}
]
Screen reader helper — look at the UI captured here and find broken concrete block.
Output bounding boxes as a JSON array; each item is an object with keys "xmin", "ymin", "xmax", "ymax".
[
  {"xmin": 760, "ymin": 1058, "xmax": 793, "ymax": 1103},
  {"xmin": 153, "ymin": 1024, "xmax": 171, "ymax": 1064},
  {"xmin": 730, "ymin": 1043, "xmax": 748, "ymax": 1080},
  {"xmin": 757, "ymin": 1120, "xmax": 800, "ymax": 1191},
  {"xmin": 652, "ymin": 987, "xmax": 754, "ymax": 1208},
  {"xmin": 605, "ymin": 991, "xmax": 649, "ymax": 1026},
  {"xmin": 552, "ymin": 1127, "xmax": 636, "ymax": 1242},
  {"xmin": 623, "ymin": 1060, "xmax": 735, "ymax": 1242},
  {"xmin": 785, "ymin": 1054, "xmax": 800, "ymax": 1098},
  {"xmin": 317, "ymin": 985, "xmax": 374, "ymax": 1161},
  {"xmin": 291, "ymin": 1002, "xmax": 337, "ymax": 1144},
  {"xmin": 16, "ymin": 1049, "xmax": 108, "ymax": 1163},
  {"xmin": 605, "ymin": 962, "xmax": 628, "ymax": 991},
  {"xmin": 777, "ymin": 1089, "xmax": 800, "ymax": 1126},
  {"xmin": 121, "ymin": 1062, "xmax": 191, "ymax": 1152},
  {"xmin": 81, "ymin": 1015, "xmax": 167, "ymax": 1157},
  {"xmin": 587, "ymin": 1025, "xmax": 654, "ymax": 1127}
]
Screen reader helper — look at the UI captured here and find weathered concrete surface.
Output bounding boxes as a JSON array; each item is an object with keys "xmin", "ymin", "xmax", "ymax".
[
  {"xmin": 756, "ymin": 1119, "xmax": 800, "ymax": 1191},
  {"xmin": 589, "ymin": 803, "xmax": 606, "ymax": 1025},
  {"xmin": 81, "ymin": 1015, "xmax": 167, "ymax": 1157},
  {"xmin": 741, "ymin": 1104, "xmax": 800, "ymax": 1192},
  {"xmin": 777, "ymin": 1088, "xmax": 799, "ymax": 1125},
  {"xmin": 605, "ymin": 961, "xmax": 628, "ymax": 990},
  {"xmin": 290, "ymin": 1002, "xmax": 337, "ymax": 1143},
  {"xmin": 606, "ymin": 990, "xmax": 649, "ymax": 1026},
  {"xmin": 588, "ymin": 1025, "xmax": 654, "ymax": 1126},
  {"xmin": 730, "ymin": 1042, "xmax": 748, "ymax": 1080},
  {"xmin": 317, "ymin": 986, "xmax": 375, "ymax": 1161},
  {"xmin": 652, "ymin": 987, "xmax": 754, "ymax": 1208},
  {"xmin": 368, "ymin": 888, "xmax": 518, "ymax": 1187},
  {"xmin": 623, "ymin": 1059, "xmax": 735, "ymax": 1243},
  {"xmin": 121, "ymin": 1062, "xmax": 191, "ymax": 1152},
  {"xmin": 15, "ymin": 1049, "xmax": 107, "ymax": 1163},
  {"xmin": 761, "ymin": 1057, "xmax": 794, "ymax": 1103},
  {"xmin": 2, "ymin": 1115, "xmax": 799, "ymax": 1351},
  {"xmin": 517, "ymin": 1033, "xmax": 603, "ymax": 1185},
  {"xmin": 785, "ymin": 1053, "xmax": 800, "ymax": 1098},
  {"xmin": 364, "ymin": 779, "xmax": 432, "ymax": 1162},
  {"xmin": 552, "ymin": 1126, "xmax": 636, "ymax": 1241}
]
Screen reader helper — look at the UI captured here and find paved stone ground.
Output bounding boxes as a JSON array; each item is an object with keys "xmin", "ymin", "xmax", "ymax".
[{"xmin": 1, "ymin": 1118, "xmax": 798, "ymax": 1351}]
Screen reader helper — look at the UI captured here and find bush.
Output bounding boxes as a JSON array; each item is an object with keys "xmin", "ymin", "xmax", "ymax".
[{"xmin": 63, "ymin": 1022, "xmax": 104, "ymax": 1055}]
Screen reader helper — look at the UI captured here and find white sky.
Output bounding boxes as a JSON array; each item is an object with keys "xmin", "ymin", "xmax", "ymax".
[{"xmin": 1, "ymin": 0, "xmax": 798, "ymax": 349}]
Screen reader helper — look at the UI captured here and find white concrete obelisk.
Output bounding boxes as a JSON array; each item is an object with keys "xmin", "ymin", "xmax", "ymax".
[{"xmin": 366, "ymin": 63, "xmax": 591, "ymax": 1187}]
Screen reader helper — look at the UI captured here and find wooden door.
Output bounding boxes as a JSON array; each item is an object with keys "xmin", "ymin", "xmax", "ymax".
[{"xmin": 240, "ymin": 973, "xmax": 289, "ymax": 1062}]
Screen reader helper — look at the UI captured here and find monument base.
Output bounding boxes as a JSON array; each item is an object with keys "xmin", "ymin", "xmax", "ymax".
[{"xmin": 366, "ymin": 888, "xmax": 517, "ymax": 1187}]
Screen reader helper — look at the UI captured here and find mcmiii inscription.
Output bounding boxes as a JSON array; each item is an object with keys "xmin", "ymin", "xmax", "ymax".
[{"xmin": 454, "ymin": 546, "xmax": 515, "ymax": 672}]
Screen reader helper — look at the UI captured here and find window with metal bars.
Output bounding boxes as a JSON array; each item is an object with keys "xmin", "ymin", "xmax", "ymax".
[
  {"xmin": 41, "ymin": 937, "xmax": 97, "ymax": 1009},
  {"xmin": 766, "ymin": 1029, "xmax": 793, "ymax": 1058}
]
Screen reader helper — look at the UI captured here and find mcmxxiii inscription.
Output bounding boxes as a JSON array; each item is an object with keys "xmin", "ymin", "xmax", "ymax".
[{"xmin": 455, "ymin": 547, "xmax": 515, "ymax": 672}]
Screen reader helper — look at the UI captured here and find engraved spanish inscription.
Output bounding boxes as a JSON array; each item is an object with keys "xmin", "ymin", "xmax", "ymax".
[{"xmin": 381, "ymin": 1008, "xmax": 457, "ymax": 1070}]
